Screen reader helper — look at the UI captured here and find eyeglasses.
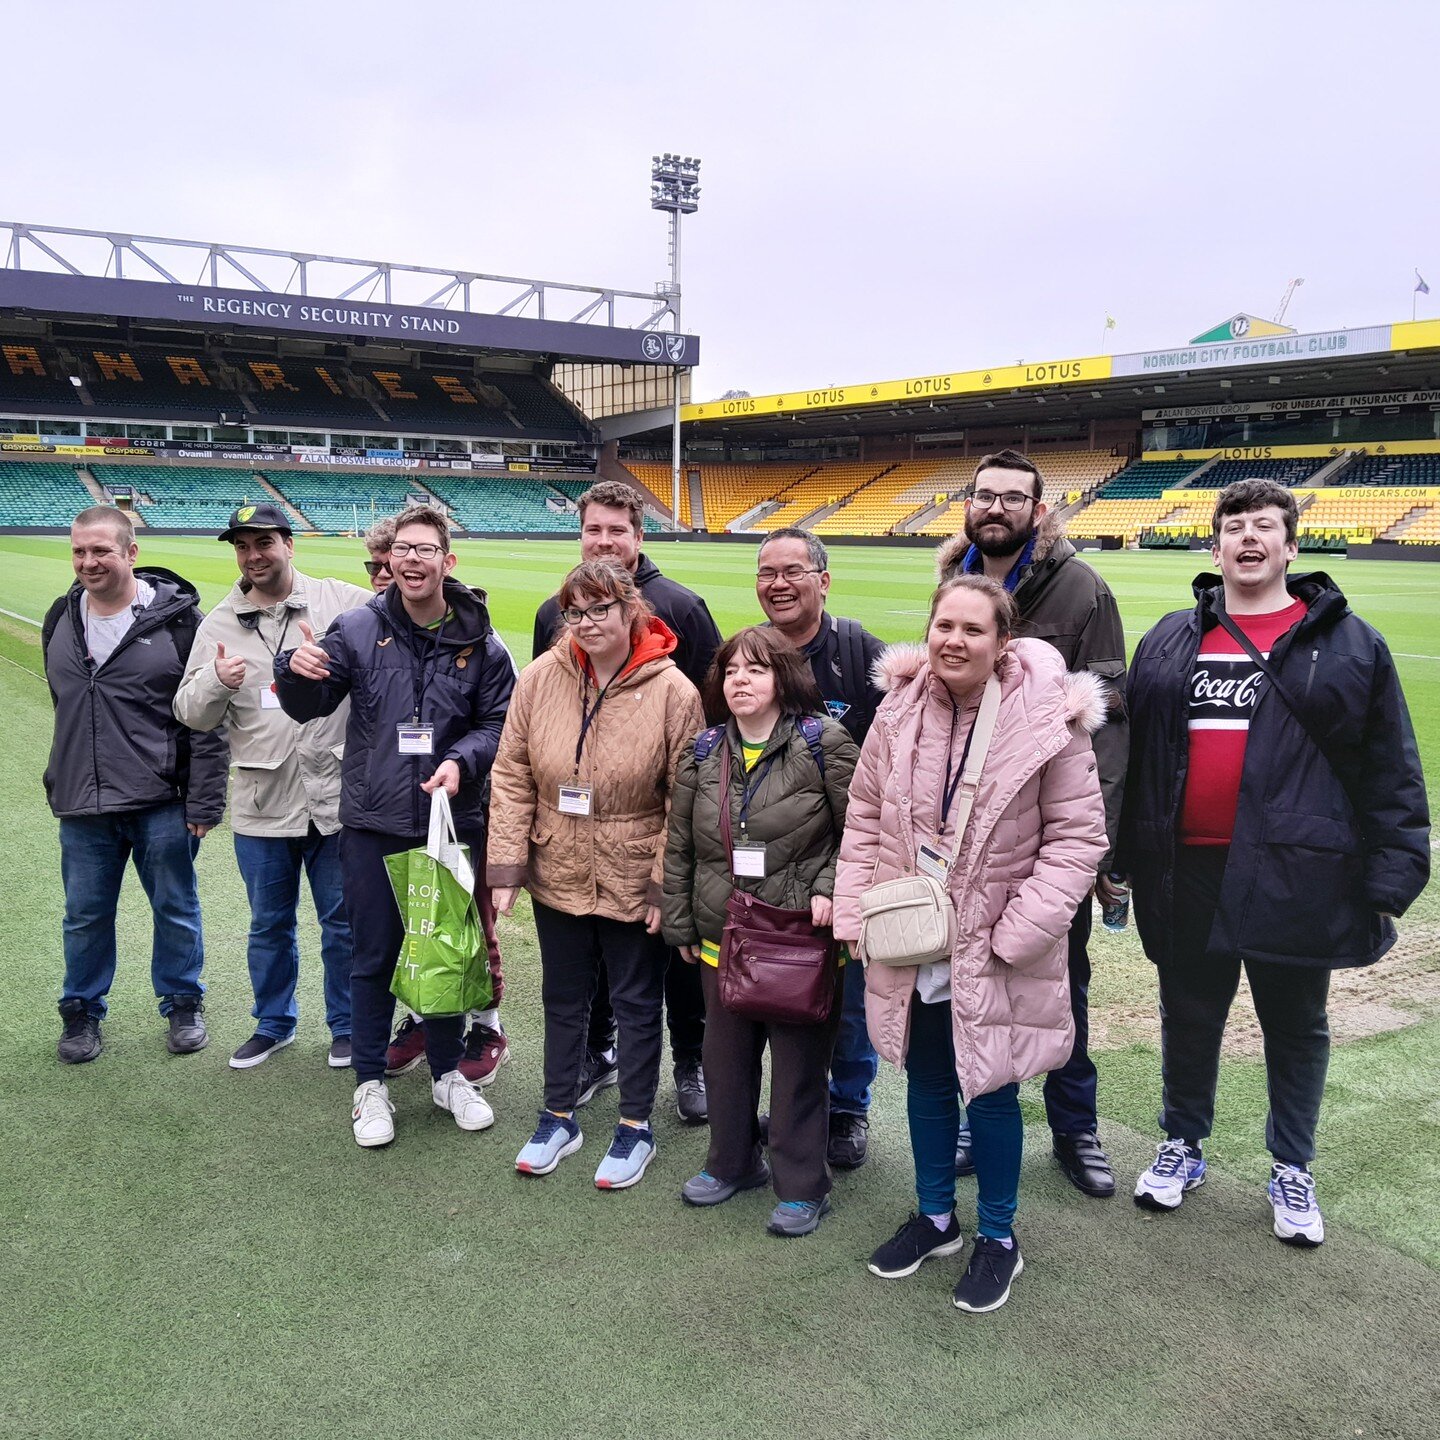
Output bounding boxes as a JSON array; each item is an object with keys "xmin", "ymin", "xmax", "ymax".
[
  {"xmin": 363, "ymin": 560, "xmax": 392, "ymax": 578},
  {"xmin": 561, "ymin": 601, "xmax": 618, "ymax": 625},
  {"xmin": 756, "ymin": 565, "xmax": 821, "ymax": 585},
  {"xmin": 388, "ymin": 541, "xmax": 445, "ymax": 559},
  {"xmin": 968, "ymin": 489, "xmax": 1036, "ymax": 512}
]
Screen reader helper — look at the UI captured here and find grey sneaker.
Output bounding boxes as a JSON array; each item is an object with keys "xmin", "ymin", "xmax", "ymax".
[
  {"xmin": 681, "ymin": 1163, "xmax": 771, "ymax": 1207},
  {"xmin": 766, "ymin": 1195, "xmax": 831, "ymax": 1237},
  {"xmin": 166, "ymin": 1000, "xmax": 209, "ymax": 1055},
  {"xmin": 58, "ymin": 1005, "xmax": 102, "ymax": 1065}
]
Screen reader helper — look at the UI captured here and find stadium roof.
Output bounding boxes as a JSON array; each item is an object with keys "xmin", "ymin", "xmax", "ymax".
[
  {"xmin": 680, "ymin": 319, "xmax": 1440, "ymax": 440},
  {"xmin": 0, "ymin": 221, "xmax": 699, "ymax": 369}
]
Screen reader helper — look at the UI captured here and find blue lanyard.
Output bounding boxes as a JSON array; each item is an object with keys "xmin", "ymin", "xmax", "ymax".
[
  {"xmin": 937, "ymin": 704, "xmax": 978, "ymax": 837},
  {"xmin": 735, "ymin": 747, "xmax": 782, "ymax": 835}
]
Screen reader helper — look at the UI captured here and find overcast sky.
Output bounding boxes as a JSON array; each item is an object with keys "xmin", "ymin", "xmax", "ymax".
[{"xmin": 6, "ymin": 1, "xmax": 1438, "ymax": 399}]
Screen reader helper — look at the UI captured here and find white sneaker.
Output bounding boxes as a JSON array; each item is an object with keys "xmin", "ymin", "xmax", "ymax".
[
  {"xmin": 352, "ymin": 1080, "xmax": 396, "ymax": 1148},
  {"xmin": 1268, "ymin": 1163, "xmax": 1325, "ymax": 1247},
  {"xmin": 432, "ymin": 1069, "xmax": 495, "ymax": 1132},
  {"xmin": 1134, "ymin": 1139, "xmax": 1206, "ymax": 1211}
]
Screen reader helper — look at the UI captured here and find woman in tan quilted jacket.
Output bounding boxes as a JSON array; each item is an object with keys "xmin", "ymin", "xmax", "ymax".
[
  {"xmin": 833, "ymin": 574, "xmax": 1107, "ymax": 1314},
  {"xmin": 488, "ymin": 560, "xmax": 704, "ymax": 1191}
]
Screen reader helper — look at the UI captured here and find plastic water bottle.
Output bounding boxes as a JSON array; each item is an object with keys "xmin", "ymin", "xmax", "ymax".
[{"xmin": 1101, "ymin": 873, "xmax": 1130, "ymax": 933}]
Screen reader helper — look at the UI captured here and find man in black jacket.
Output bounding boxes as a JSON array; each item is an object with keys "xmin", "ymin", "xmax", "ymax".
[
  {"xmin": 937, "ymin": 449, "xmax": 1129, "ymax": 1197},
  {"xmin": 42, "ymin": 506, "xmax": 228, "ymax": 1064},
  {"xmin": 533, "ymin": 479, "xmax": 721, "ymax": 1124},
  {"xmin": 1122, "ymin": 479, "xmax": 1429, "ymax": 1246},
  {"xmin": 278, "ymin": 505, "xmax": 516, "ymax": 1148}
]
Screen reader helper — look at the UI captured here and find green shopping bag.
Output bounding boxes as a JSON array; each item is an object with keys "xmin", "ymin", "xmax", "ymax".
[{"xmin": 385, "ymin": 790, "xmax": 492, "ymax": 1016}]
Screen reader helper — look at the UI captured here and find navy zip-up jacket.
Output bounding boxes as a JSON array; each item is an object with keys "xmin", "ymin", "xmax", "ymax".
[
  {"xmin": 42, "ymin": 566, "xmax": 229, "ymax": 826},
  {"xmin": 1119, "ymin": 570, "xmax": 1429, "ymax": 969},
  {"xmin": 274, "ymin": 579, "xmax": 515, "ymax": 838}
]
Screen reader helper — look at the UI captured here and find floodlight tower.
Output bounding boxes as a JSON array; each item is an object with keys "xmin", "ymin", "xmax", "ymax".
[{"xmin": 651, "ymin": 152, "xmax": 700, "ymax": 530}]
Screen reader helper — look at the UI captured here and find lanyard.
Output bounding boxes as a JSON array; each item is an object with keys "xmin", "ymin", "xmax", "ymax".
[
  {"xmin": 937, "ymin": 703, "xmax": 979, "ymax": 837},
  {"xmin": 244, "ymin": 607, "xmax": 293, "ymax": 659},
  {"xmin": 573, "ymin": 651, "xmax": 631, "ymax": 774},
  {"xmin": 735, "ymin": 744, "xmax": 782, "ymax": 835},
  {"xmin": 404, "ymin": 614, "xmax": 449, "ymax": 723}
]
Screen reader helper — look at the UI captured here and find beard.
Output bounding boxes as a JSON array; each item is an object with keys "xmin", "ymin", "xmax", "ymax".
[{"xmin": 963, "ymin": 511, "xmax": 1032, "ymax": 558}]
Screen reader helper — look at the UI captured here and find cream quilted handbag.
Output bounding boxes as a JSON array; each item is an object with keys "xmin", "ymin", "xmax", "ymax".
[{"xmin": 858, "ymin": 874, "xmax": 954, "ymax": 966}]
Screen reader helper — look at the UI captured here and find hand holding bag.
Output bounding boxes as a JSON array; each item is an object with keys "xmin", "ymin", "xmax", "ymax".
[
  {"xmin": 859, "ymin": 675, "xmax": 1001, "ymax": 967},
  {"xmin": 716, "ymin": 734, "xmax": 838, "ymax": 1026},
  {"xmin": 384, "ymin": 789, "xmax": 493, "ymax": 1016}
]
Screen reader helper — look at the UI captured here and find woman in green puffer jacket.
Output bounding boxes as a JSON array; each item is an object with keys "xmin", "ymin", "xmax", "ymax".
[{"xmin": 662, "ymin": 625, "xmax": 858, "ymax": 1239}]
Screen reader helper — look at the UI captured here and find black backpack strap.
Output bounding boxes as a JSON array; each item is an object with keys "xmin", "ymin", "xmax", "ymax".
[
  {"xmin": 40, "ymin": 595, "xmax": 68, "ymax": 662},
  {"xmin": 795, "ymin": 714, "xmax": 826, "ymax": 777},
  {"xmin": 693, "ymin": 724, "xmax": 726, "ymax": 763},
  {"xmin": 835, "ymin": 616, "xmax": 874, "ymax": 729}
]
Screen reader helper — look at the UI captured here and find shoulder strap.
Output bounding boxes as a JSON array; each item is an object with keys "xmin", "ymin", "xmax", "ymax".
[
  {"xmin": 1211, "ymin": 603, "xmax": 1359, "ymax": 812},
  {"xmin": 717, "ymin": 737, "xmax": 735, "ymax": 855},
  {"xmin": 693, "ymin": 724, "xmax": 726, "ymax": 762},
  {"xmin": 835, "ymin": 617, "xmax": 873, "ymax": 723},
  {"xmin": 41, "ymin": 594, "xmax": 68, "ymax": 661},
  {"xmin": 795, "ymin": 714, "xmax": 826, "ymax": 776},
  {"xmin": 946, "ymin": 675, "xmax": 1003, "ymax": 852}
]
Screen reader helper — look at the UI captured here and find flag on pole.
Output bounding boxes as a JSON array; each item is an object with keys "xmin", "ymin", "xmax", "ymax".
[
  {"xmin": 1416, "ymin": 271, "xmax": 1431, "ymax": 295},
  {"xmin": 1104, "ymin": 314, "xmax": 1117, "ymax": 329}
]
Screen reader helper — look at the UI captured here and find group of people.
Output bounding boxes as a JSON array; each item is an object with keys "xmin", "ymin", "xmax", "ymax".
[{"xmin": 44, "ymin": 461, "xmax": 1429, "ymax": 1315}]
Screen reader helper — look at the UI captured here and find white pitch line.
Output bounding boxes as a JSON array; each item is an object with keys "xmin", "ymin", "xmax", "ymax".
[{"xmin": 0, "ymin": 606, "xmax": 41, "ymax": 628}]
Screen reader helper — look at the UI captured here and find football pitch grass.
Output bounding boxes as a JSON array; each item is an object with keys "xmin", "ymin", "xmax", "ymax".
[{"xmin": 1, "ymin": 535, "xmax": 1437, "ymax": 1440}]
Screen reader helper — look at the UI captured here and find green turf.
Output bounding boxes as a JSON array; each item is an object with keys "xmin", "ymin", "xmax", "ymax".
[{"xmin": 3, "ymin": 536, "xmax": 1438, "ymax": 1440}]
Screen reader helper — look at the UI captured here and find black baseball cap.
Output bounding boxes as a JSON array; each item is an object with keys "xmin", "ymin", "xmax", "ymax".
[{"xmin": 218, "ymin": 503, "xmax": 293, "ymax": 542}]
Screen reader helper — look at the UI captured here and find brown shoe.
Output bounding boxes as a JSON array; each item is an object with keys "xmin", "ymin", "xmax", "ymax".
[{"xmin": 458, "ymin": 1023, "xmax": 510, "ymax": 1087}]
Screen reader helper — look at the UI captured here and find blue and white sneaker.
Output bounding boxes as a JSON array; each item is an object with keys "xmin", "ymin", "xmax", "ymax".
[
  {"xmin": 594, "ymin": 1124, "xmax": 656, "ymax": 1190},
  {"xmin": 1268, "ymin": 1162, "xmax": 1325, "ymax": 1247},
  {"xmin": 1134, "ymin": 1139, "xmax": 1207, "ymax": 1211},
  {"xmin": 515, "ymin": 1111, "xmax": 583, "ymax": 1176}
]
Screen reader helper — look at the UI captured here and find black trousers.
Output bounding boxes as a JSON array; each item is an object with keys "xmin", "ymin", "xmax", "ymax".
[
  {"xmin": 1043, "ymin": 901, "xmax": 1099, "ymax": 1135},
  {"xmin": 341, "ymin": 826, "xmax": 466, "ymax": 1086},
  {"xmin": 587, "ymin": 944, "xmax": 705, "ymax": 1061},
  {"xmin": 532, "ymin": 900, "xmax": 667, "ymax": 1122},
  {"xmin": 698, "ymin": 961, "xmax": 844, "ymax": 1203},
  {"xmin": 1158, "ymin": 845, "xmax": 1332, "ymax": 1165}
]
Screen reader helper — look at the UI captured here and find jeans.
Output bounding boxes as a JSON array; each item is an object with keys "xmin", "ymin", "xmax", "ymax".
[
  {"xmin": 233, "ymin": 827, "xmax": 352, "ymax": 1041},
  {"xmin": 829, "ymin": 953, "xmax": 879, "ymax": 1115},
  {"xmin": 906, "ymin": 996, "xmax": 1023, "ymax": 1240},
  {"xmin": 1043, "ymin": 901, "xmax": 1099, "ymax": 1135},
  {"xmin": 1159, "ymin": 846, "xmax": 1332, "ymax": 1165},
  {"xmin": 532, "ymin": 900, "xmax": 667, "ymax": 1122},
  {"xmin": 341, "ymin": 827, "xmax": 466, "ymax": 1085},
  {"xmin": 59, "ymin": 802, "xmax": 204, "ymax": 1018}
]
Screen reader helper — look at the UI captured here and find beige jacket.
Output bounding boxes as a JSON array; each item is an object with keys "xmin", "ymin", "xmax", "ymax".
[
  {"xmin": 174, "ymin": 569, "xmax": 372, "ymax": 837},
  {"xmin": 486, "ymin": 619, "xmax": 705, "ymax": 923}
]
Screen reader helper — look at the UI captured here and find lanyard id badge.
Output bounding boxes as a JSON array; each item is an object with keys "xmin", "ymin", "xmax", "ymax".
[
  {"xmin": 396, "ymin": 724, "xmax": 434, "ymax": 755},
  {"xmin": 732, "ymin": 842, "xmax": 767, "ymax": 878},
  {"xmin": 916, "ymin": 840, "xmax": 953, "ymax": 882},
  {"xmin": 259, "ymin": 683, "xmax": 282, "ymax": 710},
  {"xmin": 558, "ymin": 784, "xmax": 594, "ymax": 817}
]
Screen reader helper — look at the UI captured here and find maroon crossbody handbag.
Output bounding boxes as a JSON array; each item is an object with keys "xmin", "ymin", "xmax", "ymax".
[{"xmin": 716, "ymin": 737, "xmax": 839, "ymax": 1026}]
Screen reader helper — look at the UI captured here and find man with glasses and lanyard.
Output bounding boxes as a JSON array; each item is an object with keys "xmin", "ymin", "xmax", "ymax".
[
  {"xmin": 754, "ymin": 526, "xmax": 886, "ymax": 1171},
  {"xmin": 936, "ymin": 449, "xmax": 1129, "ymax": 1199},
  {"xmin": 278, "ymin": 504, "xmax": 516, "ymax": 1147},
  {"xmin": 176, "ymin": 503, "xmax": 371, "ymax": 1070}
]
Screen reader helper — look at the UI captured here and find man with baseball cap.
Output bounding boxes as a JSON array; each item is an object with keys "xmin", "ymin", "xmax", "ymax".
[{"xmin": 175, "ymin": 502, "xmax": 371, "ymax": 1069}]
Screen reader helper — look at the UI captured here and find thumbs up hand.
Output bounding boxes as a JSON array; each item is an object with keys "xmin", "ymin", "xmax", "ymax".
[
  {"xmin": 288, "ymin": 619, "xmax": 333, "ymax": 681},
  {"xmin": 214, "ymin": 640, "xmax": 247, "ymax": 690}
]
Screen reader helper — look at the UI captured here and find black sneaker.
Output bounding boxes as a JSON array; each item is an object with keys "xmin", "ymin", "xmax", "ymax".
[
  {"xmin": 952, "ymin": 1235, "xmax": 1024, "ymax": 1314},
  {"xmin": 166, "ymin": 999, "xmax": 209, "ymax": 1055},
  {"xmin": 954, "ymin": 1123, "xmax": 976, "ymax": 1177},
  {"xmin": 828, "ymin": 1112, "xmax": 869, "ymax": 1170},
  {"xmin": 58, "ymin": 1004, "xmax": 102, "ymax": 1065},
  {"xmin": 674, "ymin": 1055, "xmax": 708, "ymax": 1124},
  {"xmin": 868, "ymin": 1212, "xmax": 966, "ymax": 1279},
  {"xmin": 229, "ymin": 1032, "xmax": 294, "ymax": 1070},
  {"xmin": 327, "ymin": 1036, "xmax": 353, "ymax": 1069},
  {"xmin": 575, "ymin": 1046, "xmax": 619, "ymax": 1107}
]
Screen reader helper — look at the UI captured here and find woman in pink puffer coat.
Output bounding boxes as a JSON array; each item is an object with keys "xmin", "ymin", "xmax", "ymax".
[{"xmin": 833, "ymin": 574, "xmax": 1107, "ymax": 1314}]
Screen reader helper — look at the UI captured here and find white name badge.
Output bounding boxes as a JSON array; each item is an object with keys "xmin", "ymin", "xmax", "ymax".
[
  {"xmin": 916, "ymin": 841, "xmax": 953, "ymax": 882},
  {"xmin": 259, "ymin": 684, "xmax": 282, "ymax": 710},
  {"xmin": 732, "ymin": 843, "xmax": 767, "ymax": 878},
  {"xmin": 396, "ymin": 724, "xmax": 434, "ymax": 755},
  {"xmin": 558, "ymin": 784, "xmax": 593, "ymax": 817}
]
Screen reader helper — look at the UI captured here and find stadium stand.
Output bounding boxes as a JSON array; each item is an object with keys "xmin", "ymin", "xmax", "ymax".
[
  {"xmin": 1337, "ymin": 452, "xmax": 1440, "ymax": 487},
  {"xmin": 544, "ymin": 475, "xmax": 664, "ymax": 532},
  {"xmin": 496, "ymin": 375, "xmax": 590, "ymax": 436},
  {"xmin": 0, "ymin": 342, "xmax": 82, "ymax": 411},
  {"xmin": 1097, "ymin": 458, "xmax": 1208, "ymax": 497},
  {"xmin": 419, "ymin": 472, "xmax": 586, "ymax": 533},
  {"xmin": 0, "ymin": 460, "xmax": 97, "ymax": 527},
  {"xmin": 623, "ymin": 461, "xmax": 816, "ymax": 530},
  {"xmin": 1396, "ymin": 506, "xmax": 1440, "ymax": 542},
  {"xmin": 78, "ymin": 347, "xmax": 240, "ymax": 419},
  {"xmin": 350, "ymin": 364, "xmax": 516, "ymax": 432},
  {"xmin": 260, "ymin": 468, "xmax": 437, "ymax": 533},
  {"xmin": 89, "ymin": 463, "xmax": 268, "ymax": 529},
  {"xmin": 1069, "ymin": 497, "xmax": 1191, "ymax": 543},
  {"xmin": 752, "ymin": 461, "xmax": 890, "ymax": 532},
  {"xmin": 231, "ymin": 355, "xmax": 378, "ymax": 425},
  {"xmin": 917, "ymin": 451, "xmax": 1126, "ymax": 537},
  {"xmin": 1182, "ymin": 456, "xmax": 1330, "ymax": 489},
  {"xmin": 1298, "ymin": 487, "xmax": 1439, "ymax": 541}
]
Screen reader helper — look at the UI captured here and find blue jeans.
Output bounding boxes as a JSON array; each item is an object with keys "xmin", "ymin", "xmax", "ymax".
[
  {"xmin": 59, "ymin": 802, "xmax": 205, "ymax": 1018},
  {"xmin": 828, "ymin": 952, "xmax": 878, "ymax": 1115},
  {"xmin": 906, "ymin": 996, "xmax": 1023, "ymax": 1240},
  {"xmin": 233, "ymin": 827, "xmax": 353, "ymax": 1041}
]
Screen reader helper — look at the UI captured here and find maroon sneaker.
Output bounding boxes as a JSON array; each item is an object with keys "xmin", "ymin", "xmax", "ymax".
[
  {"xmin": 385, "ymin": 1014, "xmax": 427, "ymax": 1077},
  {"xmin": 458, "ymin": 1022, "xmax": 511, "ymax": 1087}
]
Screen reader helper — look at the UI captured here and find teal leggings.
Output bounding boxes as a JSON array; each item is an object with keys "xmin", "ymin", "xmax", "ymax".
[{"xmin": 906, "ymin": 996, "xmax": 1022, "ymax": 1239}]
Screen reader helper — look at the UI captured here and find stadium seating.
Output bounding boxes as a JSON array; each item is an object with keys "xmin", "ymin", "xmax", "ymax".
[
  {"xmin": 1335, "ymin": 452, "xmax": 1440, "ymax": 487},
  {"xmin": 418, "ymin": 472, "xmax": 587, "ymax": 533},
  {"xmin": 232, "ymin": 355, "xmax": 378, "ymax": 425},
  {"xmin": 1098, "ymin": 459, "xmax": 1208, "ymax": 498},
  {"xmin": 545, "ymin": 476, "xmax": 663, "ymax": 532},
  {"xmin": 917, "ymin": 451, "xmax": 1126, "ymax": 538},
  {"xmin": 1068, "ymin": 498, "xmax": 1189, "ymax": 543},
  {"xmin": 79, "ymin": 347, "xmax": 240, "ymax": 419},
  {"xmin": 261, "ymin": 467, "xmax": 438, "ymax": 533},
  {"xmin": 0, "ymin": 460, "xmax": 96, "ymax": 527},
  {"xmin": 0, "ymin": 342, "xmax": 83, "ymax": 412},
  {"xmin": 1297, "ymin": 487, "xmax": 1438, "ymax": 541},
  {"xmin": 494, "ymin": 375, "xmax": 589, "ymax": 436},
  {"xmin": 1396, "ymin": 507, "xmax": 1440, "ymax": 542},
  {"xmin": 1183, "ymin": 456, "xmax": 1329, "ymax": 489},
  {"xmin": 624, "ymin": 461, "xmax": 815, "ymax": 530},
  {"xmin": 89, "ymin": 463, "xmax": 269, "ymax": 529},
  {"xmin": 753, "ymin": 461, "xmax": 889, "ymax": 532}
]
